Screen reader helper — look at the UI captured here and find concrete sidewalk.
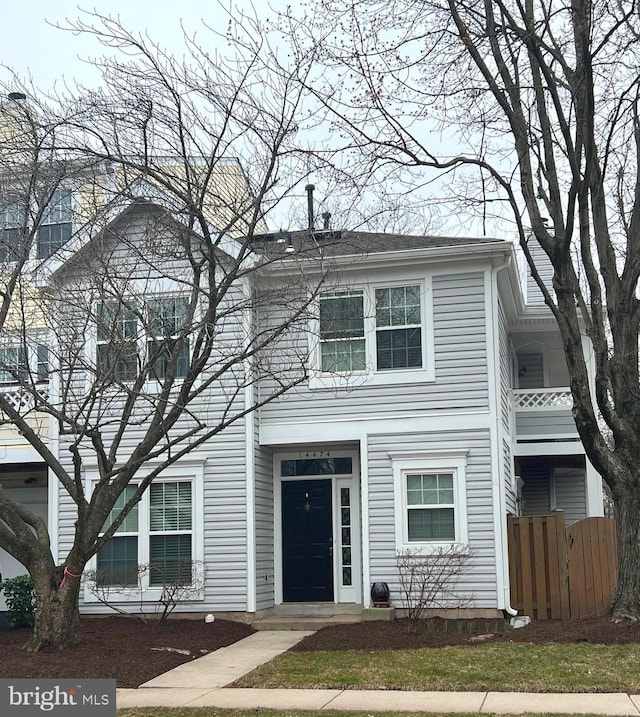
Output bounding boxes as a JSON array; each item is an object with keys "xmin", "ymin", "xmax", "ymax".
[{"xmin": 116, "ymin": 630, "xmax": 640, "ymax": 714}]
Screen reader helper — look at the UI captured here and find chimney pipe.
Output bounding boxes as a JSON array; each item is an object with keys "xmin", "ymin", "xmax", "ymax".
[
  {"xmin": 322, "ymin": 212, "xmax": 331, "ymax": 230},
  {"xmin": 305, "ymin": 184, "xmax": 315, "ymax": 230}
]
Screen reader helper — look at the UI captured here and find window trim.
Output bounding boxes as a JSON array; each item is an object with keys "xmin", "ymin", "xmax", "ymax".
[
  {"xmin": 36, "ymin": 189, "xmax": 73, "ymax": 260},
  {"xmin": 310, "ymin": 276, "xmax": 435, "ymax": 389},
  {"xmin": 84, "ymin": 463, "xmax": 204, "ymax": 604},
  {"xmin": 391, "ymin": 450, "xmax": 469, "ymax": 553},
  {"xmin": 93, "ymin": 294, "xmax": 192, "ymax": 385},
  {"xmin": 0, "ymin": 340, "xmax": 50, "ymax": 386}
]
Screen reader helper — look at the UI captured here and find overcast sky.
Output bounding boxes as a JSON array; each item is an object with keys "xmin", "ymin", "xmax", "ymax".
[
  {"xmin": 1, "ymin": 1, "xmax": 503, "ymax": 238},
  {"xmin": 2, "ymin": 1, "xmax": 267, "ymax": 90}
]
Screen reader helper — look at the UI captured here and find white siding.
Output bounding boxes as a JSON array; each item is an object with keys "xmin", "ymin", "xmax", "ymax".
[{"xmin": 366, "ymin": 429, "xmax": 498, "ymax": 609}]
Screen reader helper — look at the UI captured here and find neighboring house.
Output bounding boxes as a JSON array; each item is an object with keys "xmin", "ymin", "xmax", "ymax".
[{"xmin": 0, "ymin": 185, "xmax": 604, "ymax": 618}]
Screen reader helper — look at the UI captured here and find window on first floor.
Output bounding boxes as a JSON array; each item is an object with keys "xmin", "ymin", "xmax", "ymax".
[
  {"xmin": 406, "ymin": 472, "xmax": 455, "ymax": 541},
  {"xmin": 96, "ymin": 479, "xmax": 194, "ymax": 588},
  {"xmin": 392, "ymin": 451, "xmax": 468, "ymax": 551}
]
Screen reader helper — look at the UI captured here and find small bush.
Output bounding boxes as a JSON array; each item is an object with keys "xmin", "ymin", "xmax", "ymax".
[{"xmin": 0, "ymin": 574, "xmax": 36, "ymax": 628}]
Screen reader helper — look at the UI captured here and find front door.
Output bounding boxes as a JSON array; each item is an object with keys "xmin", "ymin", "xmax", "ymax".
[{"xmin": 282, "ymin": 479, "xmax": 333, "ymax": 602}]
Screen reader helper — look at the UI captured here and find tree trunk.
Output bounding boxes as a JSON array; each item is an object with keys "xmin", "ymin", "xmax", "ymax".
[
  {"xmin": 26, "ymin": 572, "xmax": 82, "ymax": 651},
  {"xmin": 606, "ymin": 486, "xmax": 640, "ymax": 619}
]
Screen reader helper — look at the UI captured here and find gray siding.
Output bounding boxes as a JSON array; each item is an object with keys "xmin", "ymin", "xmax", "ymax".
[
  {"xmin": 202, "ymin": 422, "xmax": 248, "ymax": 611},
  {"xmin": 525, "ymin": 238, "xmax": 554, "ymax": 306},
  {"xmin": 516, "ymin": 410, "xmax": 577, "ymax": 436},
  {"xmin": 367, "ymin": 429, "xmax": 498, "ymax": 609},
  {"xmin": 54, "ymin": 210, "xmax": 253, "ymax": 613},
  {"xmin": 260, "ymin": 270, "xmax": 489, "ymax": 424},
  {"xmin": 554, "ymin": 468, "xmax": 587, "ymax": 525},
  {"xmin": 254, "ymin": 442, "xmax": 275, "ymax": 611},
  {"xmin": 503, "ymin": 439, "xmax": 516, "ymax": 514},
  {"xmin": 520, "ymin": 462, "xmax": 551, "ymax": 515},
  {"xmin": 498, "ymin": 301, "xmax": 512, "ymax": 433}
]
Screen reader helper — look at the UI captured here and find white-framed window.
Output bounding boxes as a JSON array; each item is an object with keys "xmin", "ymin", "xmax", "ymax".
[
  {"xmin": 95, "ymin": 296, "xmax": 190, "ymax": 383},
  {"xmin": 319, "ymin": 291, "xmax": 365, "ymax": 372},
  {"xmin": 0, "ymin": 199, "xmax": 25, "ymax": 262},
  {"xmin": 96, "ymin": 301, "xmax": 139, "ymax": 382},
  {"xmin": 375, "ymin": 285, "xmax": 422, "ymax": 370},
  {"xmin": 391, "ymin": 450, "xmax": 468, "ymax": 552},
  {"xmin": 88, "ymin": 464, "xmax": 203, "ymax": 600},
  {"xmin": 0, "ymin": 343, "xmax": 49, "ymax": 385},
  {"xmin": 147, "ymin": 297, "xmax": 190, "ymax": 380},
  {"xmin": 313, "ymin": 278, "xmax": 434, "ymax": 386},
  {"xmin": 37, "ymin": 189, "xmax": 73, "ymax": 259}
]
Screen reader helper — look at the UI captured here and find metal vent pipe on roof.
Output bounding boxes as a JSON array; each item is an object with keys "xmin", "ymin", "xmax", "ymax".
[
  {"xmin": 322, "ymin": 212, "xmax": 331, "ymax": 230},
  {"xmin": 305, "ymin": 183, "xmax": 315, "ymax": 230}
]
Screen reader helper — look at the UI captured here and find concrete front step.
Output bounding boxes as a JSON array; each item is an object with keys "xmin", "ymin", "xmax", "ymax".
[
  {"xmin": 252, "ymin": 614, "xmax": 362, "ymax": 631},
  {"xmin": 271, "ymin": 602, "xmax": 363, "ymax": 617}
]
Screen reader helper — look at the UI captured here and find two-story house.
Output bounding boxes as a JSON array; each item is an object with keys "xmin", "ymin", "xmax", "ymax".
[{"xmin": 1, "ymin": 183, "xmax": 604, "ymax": 620}]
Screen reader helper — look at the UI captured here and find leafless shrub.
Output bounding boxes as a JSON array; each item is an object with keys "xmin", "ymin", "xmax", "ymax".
[
  {"xmin": 395, "ymin": 546, "xmax": 473, "ymax": 627},
  {"xmin": 86, "ymin": 559, "xmax": 205, "ymax": 625}
]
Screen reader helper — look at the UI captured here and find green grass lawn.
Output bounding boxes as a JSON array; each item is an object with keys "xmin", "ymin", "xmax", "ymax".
[
  {"xmin": 118, "ymin": 711, "xmax": 612, "ymax": 717},
  {"xmin": 233, "ymin": 643, "xmax": 640, "ymax": 693}
]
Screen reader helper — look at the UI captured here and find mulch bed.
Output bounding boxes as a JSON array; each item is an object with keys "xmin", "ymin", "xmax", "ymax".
[
  {"xmin": 289, "ymin": 615, "xmax": 640, "ymax": 651},
  {"xmin": 0, "ymin": 615, "xmax": 254, "ymax": 688},
  {"xmin": 0, "ymin": 613, "xmax": 638, "ymax": 688}
]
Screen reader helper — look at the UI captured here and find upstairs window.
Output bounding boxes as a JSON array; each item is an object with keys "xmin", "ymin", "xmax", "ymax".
[
  {"xmin": 0, "ymin": 346, "xmax": 28, "ymax": 384},
  {"xmin": 316, "ymin": 282, "xmax": 428, "ymax": 380},
  {"xmin": 96, "ymin": 297, "xmax": 191, "ymax": 382},
  {"xmin": 319, "ymin": 291, "xmax": 365, "ymax": 372},
  {"xmin": 147, "ymin": 297, "xmax": 190, "ymax": 380},
  {"xmin": 96, "ymin": 302, "xmax": 139, "ymax": 382},
  {"xmin": 37, "ymin": 189, "xmax": 72, "ymax": 259},
  {"xmin": 0, "ymin": 344, "xmax": 49, "ymax": 385},
  {"xmin": 0, "ymin": 200, "xmax": 24, "ymax": 262},
  {"xmin": 375, "ymin": 286, "xmax": 422, "ymax": 370}
]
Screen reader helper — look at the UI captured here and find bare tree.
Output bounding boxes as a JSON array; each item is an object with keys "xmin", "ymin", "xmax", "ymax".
[
  {"xmin": 288, "ymin": 0, "xmax": 640, "ymax": 618},
  {"xmin": 0, "ymin": 11, "xmax": 338, "ymax": 650}
]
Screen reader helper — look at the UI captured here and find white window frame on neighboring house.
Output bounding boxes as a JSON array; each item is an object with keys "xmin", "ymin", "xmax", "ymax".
[
  {"xmin": 0, "ymin": 341, "xmax": 49, "ymax": 385},
  {"xmin": 37, "ymin": 189, "xmax": 73, "ymax": 260},
  {"xmin": 84, "ymin": 463, "xmax": 204, "ymax": 603},
  {"xmin": 310, "ymin": 277, "xmax": 435, "ymax": 388},
  {"xmin": 391, "ymin": 450, "xmax": 469, "ymax": 553}
]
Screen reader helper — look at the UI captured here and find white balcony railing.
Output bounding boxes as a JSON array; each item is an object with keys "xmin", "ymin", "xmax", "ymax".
[
  {"xmin": 513, "ymin": 387, "xmax": 572, "ymax": 410},
  {"xmin": 0, "ymin": 385, "xmax": 49, "ymax": 413}
]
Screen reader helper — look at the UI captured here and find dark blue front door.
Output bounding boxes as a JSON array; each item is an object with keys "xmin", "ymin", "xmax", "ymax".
[{"xmin": 282, "ymin": 479, "xmax": 334, "ymax": 602}]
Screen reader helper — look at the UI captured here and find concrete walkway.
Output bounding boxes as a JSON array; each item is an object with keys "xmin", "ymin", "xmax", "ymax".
[{"xmin": 116, "ymin": 630, "xmax": 640, "ymax": 714}]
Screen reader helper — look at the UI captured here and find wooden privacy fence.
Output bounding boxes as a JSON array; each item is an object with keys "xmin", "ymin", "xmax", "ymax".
[{"xmin": 507, "ymin": 514, "xmax": 618, "ymax": 619}]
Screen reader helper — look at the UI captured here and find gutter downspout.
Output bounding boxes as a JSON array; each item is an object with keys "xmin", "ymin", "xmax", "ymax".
[{"xmin": 490, "ymin": 254, "xmax": 518, "ymax": 617}]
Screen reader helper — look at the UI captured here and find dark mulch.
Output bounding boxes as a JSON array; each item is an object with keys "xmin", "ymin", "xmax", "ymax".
[
  {"xmin": 290, "ymin": 615, "xmax": 640, "ymax": 652},
  {"xmin": 0, "ymin": 616, "xmax": 255, "ymax": 688},
  {"xmin": 1, "ymin": 614, "xmax": 639, "ymax": 688}
]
